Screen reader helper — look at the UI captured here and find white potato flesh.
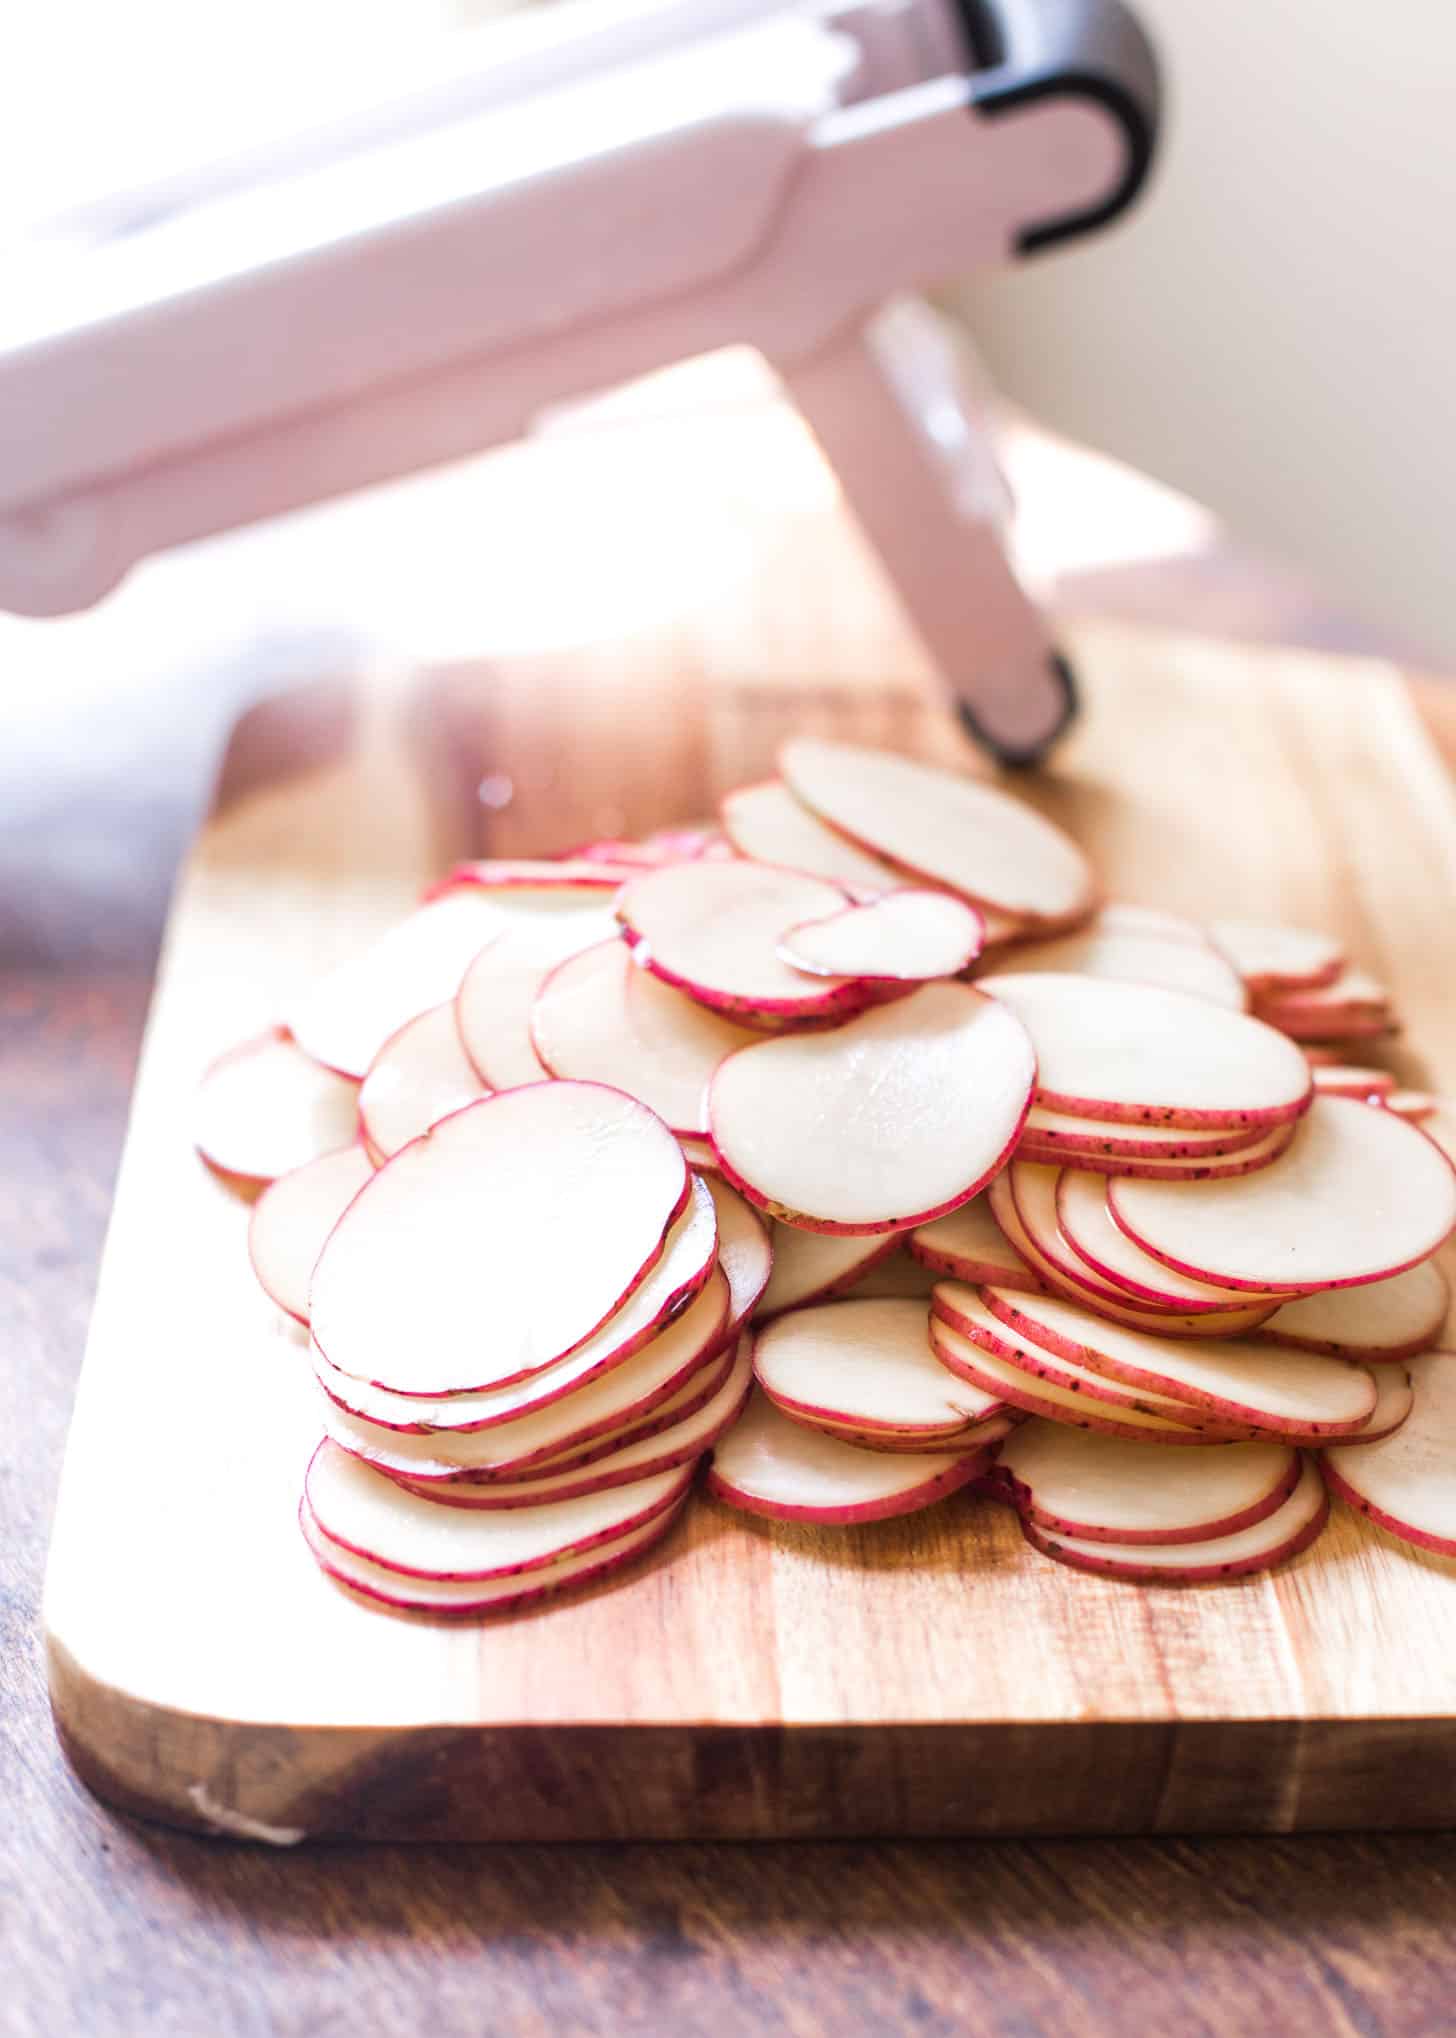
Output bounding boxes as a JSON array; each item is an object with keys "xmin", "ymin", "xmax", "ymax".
[
  {"xmin": 756, "ymin": 1223, "xmax": 898, "ymax": 1319},
  {"xmin": 310, "ymin": 1084, "xmax": 688, "ymax": 1395},
  {"xmin": 195, "ymin": 1031, "xmax": 361, "ymax": 1184},
  {"xmin": 983, "ymin": 974, "xmax": 1312, "ymax": 1126},
  {"xmin": 1026, "ymin": 1457, "xmax": 1327, "ymax": 1580},
  {"xmin": 1110, "ymin": 1096, "xmax": 1456, "ymax": 1293},
  {"xmin": 357, "ymin": 1002, "xmax": 488, "ymax": 1161},
  {"xmin": 248, "ymin": 1144, "xmax": 374, "ymax": 1322},
  {"xmin": 779, "ymin": 889, "xmax": 984, "ymax": 982},
  {"xmin": 719, "ymin": 778, "xmax": 904, "ymax": 891},
  {"xmin": 704, "ymin": 1176, "xmax": 773, "ymax": 1330},
  {"xmin": 778, "ymin": 737, "xmax": 1095, "ymax": 924},
  {"xmin": 753, "ymin": 1297, "xmax": 1002, "ymax": 1434},
  {"xmin": 284, "ymin": 889, "xmax": 506, "ymax": 1080},
  {"xmin": 984, "ymin": 929, "xmax": 1245, "ymax": 1010},
  {"xmin": 455, "ymin": 898, "xmax": 622, "ymax": 1088},
  {"xmin": 907, "ymin": 1196, "xmax": 1043, "ymax": 1292},
  {"xmin": 1263, "ymin": 1258, "xmax": 1449, "ymax": 1359},
  {"xmin": 979, "ymin": 1288, "xmax": 1377, "ymax": 1435},
  {"xmin": 706, "ymin": 1391, "xmax": 981, "ymax": 1522},
  {"xmin": 709, "ymin": 982, "xmax": 1035, "ymax": 1232},
  {"xmin": 1322, "ymin": 1354, "xmax": 1456, "ymax": 1552},
  {"xmin": 1208, "ymin": 919, "xmax": 1344, "ymax": 992},
  {"xmin": 1055, "ymin": 1169, "xmax": 1291, "ymax": 1312},
  {"xmin": 616, "ymin": 860, "xmax": 860, "ymax": 1019},
  {"xmin": 530, "ymin": 937, "xmax": 757, "ymax": 1135},
  {"xmin": 314, "ymin": 1180, "xmax": 719, "ymax": 1434},
  {"xmin": 300, "ymin": 1489, "xmax": 683, "ymax": 1612},
  {"xmin": 996, "ymin": 1421, "xmax": 1298, "ymax": 1543}
]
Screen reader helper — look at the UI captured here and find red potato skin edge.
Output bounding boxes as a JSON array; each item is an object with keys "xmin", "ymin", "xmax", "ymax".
[
  {"xmin": 751, "ymin": 1356, "xmax": 1004, "ymax": 1441},
  {"xmin": 1022, "ymin": 1116, "xmax": 1268, "ymax": 1161},
  {"xmin": 976, "ymin": 1288, "xmax": 1379, "ymax": 1439},
  {"xmin": 1015, "ymin": 1132, "xmax": 1294, "ymax": 1183},
  {"xmin": 299, "ymin": 1495, "xmax": 690, "ymax": 1620},
  {"xmin": 616, "ymin": 924, "xmax": 873, "ymax": 1024},
  {"xmin": 1105, "ymin": 1123, "xmax": 1456, "ymax": 1295},
  {"xmin": 1002, "ymin": 1169, "xmax": 1160, "ymax": 1312},
  {"xmin": 804, "ymin": 1413, "xmax": 1018, "ymax": 1455},
  {"xmin": 1020, "ymin": 1481, "xmax": 1331, "ymax": 1583},
  {"xmin": 703, "ymin": 1446, "xmax": 991, "ymax": 1526},
  {"xmin": 312, "ymin": 1082, "xmax": 692, "ymax": 1397},
  {"xmin": 1053, "ymin": 1173, "xmax": 1294, "ymax": 1314},
  {"xmin": 421, "ymin": 863, "xmax": 630, "ymax": 901},
  {"xmin": 905, "ymin": 1233, "xmax": 1047, "ymax": 1295},
  {"xmin": 1239, "ymin": 956, "xmax": 1345, "ymax": 996},
  {"xmin": 1261, "ymin": 1324, "xmax": 1445, "ymax": 1365},
  {"xmin": 929, "ymin": 1329, "xmax": 1231, "ymax": 1446},
  {"xmin": 1029, "ymin": 1078, "xmax": 1314, "ymax": 1132},
  {"xmin": 1319, "ymin": 1460, "xmax": 1456, "ymax": 1558},
  {"xmin": 304, "ymin": 1441, "xmax": 695, "ymax": 1581},
  {"xmin": 988, "ymin": 1450, "xmax": 1305, "ymax": 1547}
]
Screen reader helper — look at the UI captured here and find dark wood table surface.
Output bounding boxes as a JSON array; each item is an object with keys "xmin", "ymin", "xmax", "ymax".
[{"xmin": 7, "ymin": 398, "xmax": 1456, "ymax": 2037}]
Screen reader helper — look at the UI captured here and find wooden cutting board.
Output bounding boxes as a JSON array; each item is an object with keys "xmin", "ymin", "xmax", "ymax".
[{"xmin": 44, "ymin": 618, "xmax": 1456, "ymax": 1845}]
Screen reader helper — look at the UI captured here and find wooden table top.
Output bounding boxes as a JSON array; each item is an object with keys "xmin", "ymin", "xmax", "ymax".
[{"xmin": 7, "ymin": 374, "xmax": 1456, "ymax": 2035}]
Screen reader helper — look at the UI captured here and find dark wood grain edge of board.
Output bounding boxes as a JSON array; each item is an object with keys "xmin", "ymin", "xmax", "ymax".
[{"xmin": 49, "ymin": 1639, "xmax": 1456, "ymax": 1844}]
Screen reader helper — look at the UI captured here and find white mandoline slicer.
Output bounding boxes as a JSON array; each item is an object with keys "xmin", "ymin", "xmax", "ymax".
[{"xmin": 0, "ymin": 0, "xmax": 1157, "ymax": 762}]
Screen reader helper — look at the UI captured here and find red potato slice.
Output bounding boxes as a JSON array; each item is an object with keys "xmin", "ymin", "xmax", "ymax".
[
  {"xmin": 247, "ymin": 1144, "xmax": 374, "ymax": 1323},
  {"xmin": 615, "ymin": 861, "xmax": 863, "ymax": 1021},
  {"xmin": 986, "ymin": 1172, "xmax": 1279, "ymax": 1337},
  {"xmin": 1016, "ymin": 1121, "xmax": 1296, "ymax": 1183},
  {"xmin": 310, "ymin": 1083, "xmax": 689, "ymax": 1396},
  {"xmin": 983, "ymin": 973, "xmax": 1312, "ymax": 1129},
  {"xmin": 430, "ymin": 859, "xmax": 631, "ymax": 897},
  {"xmin": 306, "ymin": 1439, "xmax": 692, "ymax": 1582},
  {"xmin": 755, "ymin": 1223, "xmax": 900, "ymax": 1320},
  {"xmin": 1007, "ymin": 1161, "xmax": 1149, "ymax": 1310},
  {"xmin": 314, "ymin": 1180, "xmax": 719, "ymax": 1435},
  {"xmin": 1020, "ymin": 1107, "xmax": 1264, "ymax": 1160},
  {"xmin": 1110, "ymin": 1095, "xmax": 1456, "ymax": 1295},
  {"xmin": 454, "ymin": 897, "xmax": 623, "ymax": 1089},
  {"xmin": 300, "ymin": 1490, "xmax": 686, "ymax": 1616},
  {"xmin": 983, "ymin": 929, "xmax": 1246, "ymax": 1011},
  {"xmin": 530, "ymin": 937, "xmax": 758, "ymax": 1136},
  {"xmin": 1022, "ymin": 1456, "xmax": 1328, "ymax": 1583},
  {"xmin": 779, "ymin": 889, "xmax": 984, "ymax": 983},
  {"xmin": 320, "ymin": 1269, "xmax": 730, "ymax": 1481},
  {"xmin": 1310, "ymin": 1064, "xmax": 1396, "ymax": 1099},
  {"xmin": 393, "ymin": 1336, "xmax": 752, "ymax": 1509},
  {"xmin": 283, "ymin": 889, "xmax": 507, "ymax": 1081},
  {"xmin": 840, "ymin": 1249, "xmax": 938, "ymax": 1301},
  {"xmin": 1324, "ymin": 1363, "xmax": 1414, "ymax": 1445},
  {"xmin": 753, "ymin": 1297, "xmax": 1005, "ymax": 1439},
  {"xmin": 778, "ymin": 737, "xmax": 1096, "ymax": 927},
  {"xmin": 709, "ymin": 981, "xmax": 1035, "ymax": 1234},
  {"xmin": 1095, "ymin": 903, "xmax": 1209, "ymax": 944},
  {"xmin": 978, "ymin": 1287, "xmax": 1378, "ymax": 1437},
  {"xmin": 1208, "ymin": 919, "xmax": 1345, "ymax": 994},
  {"xmin": 705, "ymin": 1390, "xmax": 987, "ymax": 1524},
  {"xmin": 195, "ymin": 1029, "xmax": 362, "ymax": 1186},
  {"xmin": 993, "ymin": 1421, "xmax": 1301, "ymax": 1545},
  {"xmin": 704, "ymin": 1175, "xmax": 773, "ymax": 1332},
  {"xmin": 678, "ymin": 1135, "xmax": 720, "ymax": 1173},
  {"xmin": 719, "ymin": 779, "xmax": 905, "ymax": 892},
  {"xmin": 1055, "ymin": 1169, "xmax": 1292, "ymax": 1314},
  {"xmin": 805, "ymin": 1412, "xmax": 1018, "ymax": 1455},
  {"xmin": 1262, "ymin": 1258, "xmax": 1449, "ymax": 1361},
  {"xmin": 927, "ymin": 1315, "xmax": 1213, "ymax": 1442},
  {"xmin": 357, "ymin": 1003, "xmax": 488, "ymax": 1163},
  {"xmin": 1256, "ymin": 966, "xmax": 1388, "ymax": 1020},
  {"xmin": 1321, "ymin": 1353, "xmax": 1456, "ymax": 1551},
  {"xmin": 907, "ymin": 1197, "xmax": 1044, "ymax": 1293},
  {"xmin": 1384, "ymin": 1090, "xmax": 1438, "ymax": 1124}
]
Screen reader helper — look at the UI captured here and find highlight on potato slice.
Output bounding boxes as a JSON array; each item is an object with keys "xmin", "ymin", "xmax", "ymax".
[
  {"xmin": 615, "ymin": 859, "xmax": 864, "ymax": 1021},
  {"xmin": 907, "ymin": 1196, "xmax": 1043, "ymax": 1292},
  {"xmin": 779, "ymin": 889, "xmax": 984, "ymax": 983},
  {"xmin": 1321, "ymin": 1354, "xmax": 1456, "ymax": 1552},
  {"xmin": 755, "ymin": 1222, "xmax": 900, "ymax": 1320},
  {"xmin": 753, "ymin": 1297, "xmax": 1004, "ymax": 1439},
  {"xmin": 778, "ymin": 737, "xmax": 1096, "ymax": 926},
  {"xmin": 1208, "ymin": 919, "xmax": 1344, "ymax": 994},
  {"xmin": 195, "ymin": 1029, "xmax": 361, "ymax": 1185},
  {"xmin": 983, "ymin": 973, "xmax": 1313, "ymax": 1128},
  {"xmin": 993, "ymin": 1420, "xmax": 1300, "ymax": 1545},
  {"xmin": 300, "ymin": 1487, "xmax": 686, "ymax": 1616},
  {"xmin": 705, "ymin": 1390, "xmax": 986, "ymax": 1524},
  {"xmin": 1109, "ymin": 1096, "xmax": 1456, "ymax": 1294},
  {"xmin": 284, "ymin": 888, "xmax": 506, "ymax": 1080},
  {"xmin": 531, "ymin": 937, "xmax": 758, "ymax": 1135},
  {"xmin": 719, "ymin": 778, "xmax": 905, "ymax": 892},
  {"xmin": 315, "ymin": 1181, "xmax": 719, "ymax": 1434},
  {"xmin": 455, "ymin": 895, "xmax": 622, "ymax": 1089},
  {"xmin": 1022, "ymin": 1456, "xmax": 1328, "ymax": 1582},
  {"xmin": 248, "ymin": 1144, "xmax": 374, "ymax": 1323},
  {"xmin": 709, "ymin": 981, "xmax": 1035, "ymax": 1233},
  {"xmin": 357, "ymin": 1002, "xmax": 488, "ymax": 1162},
  {"xmin": 310, "ymin": 1083, "xmax": 689, "ymax": 1396},
  {"xmin": 983, "ymin": 927, "xmax": 1245, "ymax": 1009},
  {"xmin": 1263, "ymin": 1257, "xmax": 1448, "ymax": 1361}
]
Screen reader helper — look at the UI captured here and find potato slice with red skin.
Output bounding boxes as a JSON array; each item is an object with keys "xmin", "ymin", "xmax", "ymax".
[
  {"xmin": 704, "ymin": 1176, "xmax": 773, "ymax": 1332},
  {"xmin": 706, "ymin": 1390, "xmax": 988, "ymax": 1524},
  {"xmin": 907, "ymin": 1197, "xmax": 1044, "ymax": 1293},
  {"xmin": 455, "ymin": 896, "xmax": 622, "ymax": 1089},
  {"xmin": 983, "ymin": 928, "xmax": 1246, "ymax": 1011},
  {"xmin": 248, "ymin": 1144, "xmax": 374, "ymax": 1323},
  {"xmin": 1321, "ymin": 1354, "xmax": 1456, "ymax": 1552},
  {"xmin": 310, "ymin": 1084, "xmax": 689, "ymax": 1397},
  {"xmin": 779, "ymin": 889, "xmax": 984, "ymax": 984},
  {"xmin": 709, "ymin": 982, "xmax": 1035, "ymax": 1234},
  {"xmin": 1208, "ymin": 920, "xmax": 1345, "ymax": 994},
  {"xmin": 753, "ymin": 1297, "xmax": 1005, "ymax": 1440},
  {"xmin": 802, "ymin": 1412, "xmax": 1017, "ymax": 1454},
  {"xmin": 1310, "ymin": 1065, "xmax": 1396, "ymax": 1099},
  {"xmin": 195, "ymin": 1029, "xmax": 361, "ymax": 1187},
  {"xmin": 755, "ymin": 1224, "xmax": 901, "ymax": 1320},
  {"xmin": 1055, "ymin": 1168, "xmax": 1292, "ymax": 1314},
  {"xmin": 1262, "ymin": 1258, "xmax": 1449, "ymax": 1362},
  {"xmin": 357, "ymin": 1002, "xmax": 488, "ymax": 1163},
  {"xmin": 1016, "ymin": 1122, "xmax": 1296, "ymax": 1182},
  {"xmin": 719, "ymin": 779, "xmax": 905, "ymax": 892},
  {"xmin": 1021, "ymin": 1107, "xmax": 1265, "ymax": 1160},
  {"xmin": 927, "ymin": 1315, "xmax": 1219, "ymax": 1443},
  {"xmin": 1022, "ymin": 1457, "xmax": 1329, "ymax": 1582}
]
